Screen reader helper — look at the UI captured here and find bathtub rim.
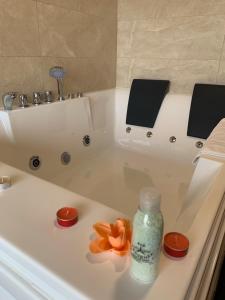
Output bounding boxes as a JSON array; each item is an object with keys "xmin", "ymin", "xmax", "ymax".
[
  {"xmin": 0, "ymin": 158, "xmax": 224, "ymax": 300},
  {"xmin": 185, "ymin": 191, "xmax": 225, "ymax": 300}
]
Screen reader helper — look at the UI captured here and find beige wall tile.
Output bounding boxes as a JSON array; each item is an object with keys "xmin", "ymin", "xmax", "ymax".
[
  {"xmin": 118, "ymin": 0, "xmax": 216, "ymax": 21},
  {"xmin": 0, "ymin": 57, "xmax": 43, "ymax": 99},
  {"xmin": 220, "ymin": 38, "xmax": 225, "ymax": 60},
  {"xmin": 37, "ymin": 0, "xmax": 117, "ymax": 17},
  {"xmin": 37, "ymin": 3, "xmax": 92, "ymax": 57},
  {"xmin": 36, "ymin": 0, "xmax": 80, "ymax": 11},
  {"xmin": 78, "ymin": 0, "xmax": 117, "ymax": 18},
  {"xmin": 118, "ymin": 0, "xmax": 157, "ymax": 21},
  {"xmin": 216, "ymin": 60, "xmax": 225, "ymax": 84},
  {"xmin": 118, "ymin": 16, "xmax": 225, "ymax": 60},
  {"xmin": 162, "ymin": 0, "xmax": 220, "ymax": 18},
  {"xmin": 117, "ymin": 58, "xmax": 218, "ymax": 93},
  {"xmin": 0, "ymin": 0, "xmax": 41, "ymax": 56},
  {"xmin": 117, "ymin": 0, "xmax": 225, "ymax": 93},
  {"xmin": 0, "ymin": 0, "xmax": 117, "ymax": 98},
  {"xmin": 37, "ymin": 2, "xmax": 116, "ymax": 59},
  {"xmin": 201, "ymin": 0, "xmax": 225, "ymax": 16},
  {"xmin": 116, "ymin": 58, "xmax": 132, "ymax": 87},
  {"xmin": 41, "ymin": 55, "xmax": 116, "ymax": 95},
  {"xmin": 41, "ymin": 57, "xmax": 87, "ymax": 95}
]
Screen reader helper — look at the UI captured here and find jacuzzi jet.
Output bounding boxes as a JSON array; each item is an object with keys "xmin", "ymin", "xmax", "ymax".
[
  {"xmin": 29, "ymin": 156, "xmax": 41, "ymax": 171},
  {"xmin": 195, "ymin": 141, "xmax": 204, "ymax": 149},
  {"xmin": 83, "ymin": 135, "xmax": 91, "ymax": 146},
  {"xmin": 126, "ymin": 127, "xmax": 131, "ymax": 133},
  {"xmin": 169, "ymin": 136, "xmax": 176, "ymax": 143},
  {"xmin": 146, "ymin": 131, "xmax": 153, "ymax": 138},
  {"xmin": 61, "ymin": 152, "xmax": 71, "ymax": 165}
]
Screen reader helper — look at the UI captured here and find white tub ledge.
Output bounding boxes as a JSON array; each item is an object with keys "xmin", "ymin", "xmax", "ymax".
[{"xmin": 0, "ymin": 159, "xmax": 225, "ymax": 300}]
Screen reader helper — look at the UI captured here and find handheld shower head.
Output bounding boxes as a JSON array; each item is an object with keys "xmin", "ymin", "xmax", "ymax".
[
  {"xmin": 49, "ymin": 66, "xmax": 65, "ymax": 79},
  {"xmin": 49, "ymin": 66, "xmax": 65, "ymax": 101}
]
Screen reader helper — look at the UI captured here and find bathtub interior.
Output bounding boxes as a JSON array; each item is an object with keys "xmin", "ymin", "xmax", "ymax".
[
  {"xmin": 0, "ymin": 88, "xmax": 225, "ymax": 300},
  {"xmin": 50, "ymin": 146, "xmax": 193, "ymax": 227},
  {"xmin": 0, "ymin": 88, "xmax": 218, "ymax": 231}
]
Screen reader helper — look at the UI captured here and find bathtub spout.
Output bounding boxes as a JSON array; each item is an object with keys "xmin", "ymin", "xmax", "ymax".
[{"xmin": 2, "ymin": 93, "xmax": 17, "ymax": 110}]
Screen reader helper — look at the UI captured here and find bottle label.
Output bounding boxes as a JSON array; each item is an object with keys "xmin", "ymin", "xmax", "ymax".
[{"xmin": 131, "ymin": 242, "xmax": 157, "ymax": 265}]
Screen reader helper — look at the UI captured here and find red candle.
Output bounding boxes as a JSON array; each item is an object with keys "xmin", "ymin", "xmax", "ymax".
[
  {"xmin": 164, "ymin": 232, "xmax": 189, "ymax": 258},
  {"xmin": 56, "ymin": 207, "xmax": 78, "ymax": 227}
]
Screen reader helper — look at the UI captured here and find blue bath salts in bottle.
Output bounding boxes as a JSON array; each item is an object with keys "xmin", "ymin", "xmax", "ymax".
[{"xmin": 130, "ymin": 187, "xmax": 164, "ymax": 284}]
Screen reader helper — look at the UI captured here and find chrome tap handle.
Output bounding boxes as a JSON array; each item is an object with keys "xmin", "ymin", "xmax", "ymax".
[
  {"xmin": 43, "ymin": 91, "xmax": 53, "ymax": 103},
  {"xmin": 77, "ymin": 92, "xmax": 83, "ymax": 98},
  {"xmin": 32, "ymin": 92, "xmax": 42, "ymax": 105},
  {"xmin": 67, "ymin": 93, "xmax": 75, "ymax": 99},
  {"xmin": 19, "ymin": 94, "xmax": 29, "ymax": 108}
]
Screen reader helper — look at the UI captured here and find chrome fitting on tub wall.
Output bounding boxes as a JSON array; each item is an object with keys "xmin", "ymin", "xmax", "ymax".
[
  {"xmin": 33, "ymin": 92, "xmax": 42, "ymax": 106},
  {"xmin": 126, "ymin": 127, "xmax": 131, "ymax": 133},
  {"xmin": 169, "ymin": 136, "xmax": 177, "ymax": 143},
  {"xmin": 61, "ymin": 152, "xmax": 71, "ymax": 165},
  {"xmin": 146, "ymin": 131, "xmax": 153, "ymax": 138},
  {"xmin": 43, "ymin": 91, "xmax": 53, "ymax": 103},
  {"xmin": 19, "ymin": 94, "xmax": 29, "ymax": 108},
  {"xmin": 67, "ymin": 93, "xmax": 75, "ymax": 99},
  {"xmin": 195, "ymin": 141, "xmax": 204, "ymax": 149},
  {"xmin": 2, "ymin": 92, "xmax": 17, "ymax": 110},
  {"xmin": 83, "ymin": 135, "xmax": 91, "ymax": 146},
  {"xmin": 66, "ymin": 92, "xmax": 83, "ymax": 99},
  {"xmin": 77, "ymin": 92, "xmax": 83, "ymax": 98},
  {"xmin": 29, "ymin": 156, "xmax": 41, "ymax": 171},
  {"xmin": 49, "ymin": 66, "xmax": 65, "ymax": 101}
]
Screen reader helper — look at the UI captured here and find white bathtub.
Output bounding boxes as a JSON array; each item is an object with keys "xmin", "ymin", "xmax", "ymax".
[{"xmin": 0, "ymin": 89, "xmax": 224, "ymax": 300}]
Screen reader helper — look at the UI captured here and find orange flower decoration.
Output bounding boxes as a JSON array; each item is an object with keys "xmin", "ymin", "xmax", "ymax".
[{"xmin": 89, "ymin": 218, "xmax": 132, "ymax": 256}]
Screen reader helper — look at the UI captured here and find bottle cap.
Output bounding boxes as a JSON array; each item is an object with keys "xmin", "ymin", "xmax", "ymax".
[{"xmin": 139, "ymin": 187, "xmax": 161, "ymax": 213}]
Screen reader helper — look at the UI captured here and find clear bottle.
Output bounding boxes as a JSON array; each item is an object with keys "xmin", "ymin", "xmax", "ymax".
[{"xmin": 130, "ymin": 187, "xmax": 164, "ymax": 284}]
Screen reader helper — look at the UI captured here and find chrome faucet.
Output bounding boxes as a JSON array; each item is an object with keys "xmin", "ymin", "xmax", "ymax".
[
  {"xmin": 2, "ymin": 92, "xmax": 17, "ymax": 110},
  {"xmin": 43, "ymin": 91, "xmax": 53, "ymax": 103},
  {"xmin": 32, "ymin": 92, "xmax": 42, "ymax": 105},
  {"xmin": 19, "ymin": 94, "xmax": 29, "ymax": 108}
]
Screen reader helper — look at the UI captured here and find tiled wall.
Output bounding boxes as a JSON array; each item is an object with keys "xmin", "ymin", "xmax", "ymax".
[
  {"xmin": 5, "ymin": 0, "xmax": 225, "ymax": 97},
  {"xmin": 0, "ymin": 0, "xmax": 117, "ymax": 99},
  {"xmin": 117, "ymin": 0, "xmax": 225, "ymax": 93}
]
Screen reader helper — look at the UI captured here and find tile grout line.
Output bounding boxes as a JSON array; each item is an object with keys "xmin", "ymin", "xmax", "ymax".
[
  {"xmin": 117, "ymin": 57, "xmax": 219, "ymax": 62},
  {"xmin": 118, "ymin": 13, "xmax": 225, "ymax": 22},
  {"xmin": 0, "ymin": 55, "xmax": 116, "ymax": 60},
  {"xmin": 34, "ymin": 0, "xmax": 44, "ymax": 91},
  {"xmin": 35, "ymin": 0, "xmax": 42, "ymax": 57},
  {"xmin": 0, "ymin": 55, "xmax": 220, "ymax": 63}
]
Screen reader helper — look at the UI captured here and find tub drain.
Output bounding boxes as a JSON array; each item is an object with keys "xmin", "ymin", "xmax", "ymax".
[
  {"xmin": 61, "ymin": 152, "xmax": 71, "ymax": 165},
  {"xmin": 29, "ymin": 156, "xmax": 41, "ymax": 171},
  {"xmin": 83, "ymin": 135, "xmax": 91, "ymax": 146}
]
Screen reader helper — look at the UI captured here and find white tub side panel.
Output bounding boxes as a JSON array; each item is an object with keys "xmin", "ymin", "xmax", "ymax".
[{"xmin": 0, "ymin": 91, "xmax": 115, "ymax": 179}]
